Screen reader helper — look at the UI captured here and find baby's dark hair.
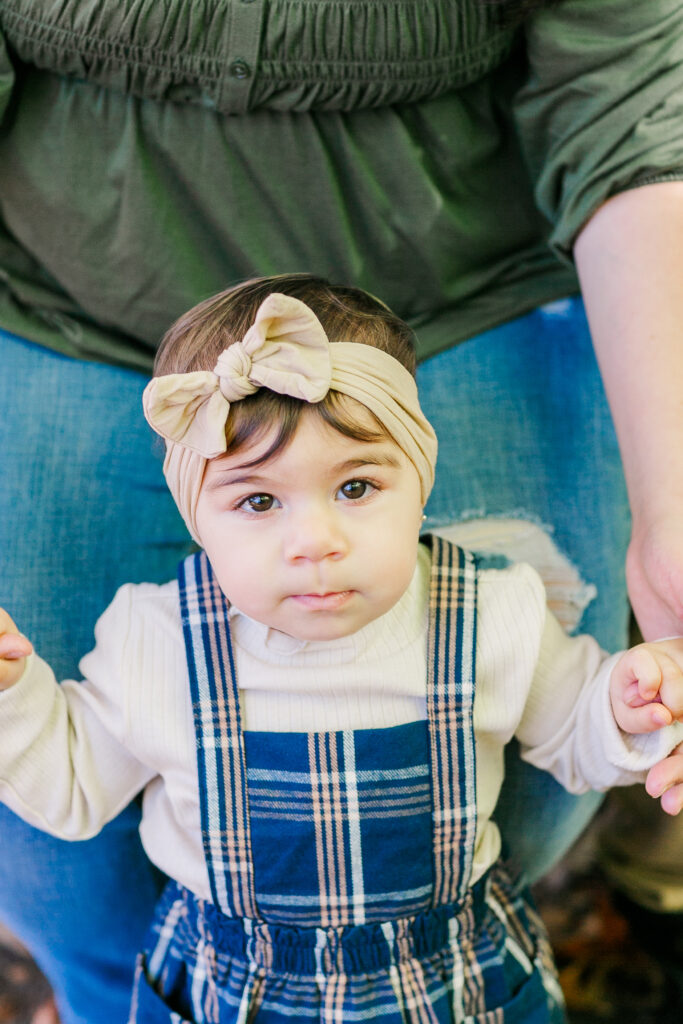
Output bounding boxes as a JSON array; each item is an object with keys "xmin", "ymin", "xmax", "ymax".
[{"xmin": 154, "ymin": 274, "xmax": 417, "ymax": 463}]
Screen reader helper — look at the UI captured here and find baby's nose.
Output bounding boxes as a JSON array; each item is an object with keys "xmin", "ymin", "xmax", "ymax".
[{"xmin": 284, "ymin": 509, "xmax": 348, "ymax": 563}]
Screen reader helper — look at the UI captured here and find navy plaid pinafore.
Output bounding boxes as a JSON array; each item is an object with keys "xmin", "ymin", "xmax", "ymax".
[{"xmin": 130, "ymin": 537, "xmax": 565, "ymax": 1023}]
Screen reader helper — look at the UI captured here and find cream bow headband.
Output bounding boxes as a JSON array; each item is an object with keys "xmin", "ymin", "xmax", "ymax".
[{"xmin": 143, "ymin": 293, "xmax": 437, "ymax": 543}]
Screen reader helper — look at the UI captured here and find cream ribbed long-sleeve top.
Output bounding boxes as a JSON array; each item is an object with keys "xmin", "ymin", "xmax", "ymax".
[{"xmin": 1, "ymin": 546, "xmax": 679, "ymax": 900}]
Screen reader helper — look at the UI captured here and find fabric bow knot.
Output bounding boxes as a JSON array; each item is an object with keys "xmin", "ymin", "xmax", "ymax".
[
  {"xmin": 142, "ymin": 290, "xmax": 438, "ymax": 544},
  {"xmin": 143, "ymin": 293, "xmax": 333, "ymax": 458}
]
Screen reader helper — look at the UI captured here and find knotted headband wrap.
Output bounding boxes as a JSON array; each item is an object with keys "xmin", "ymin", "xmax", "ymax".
[{"xmin": 143, "ymin": 293, "xmax": 437, "ymax": 543}]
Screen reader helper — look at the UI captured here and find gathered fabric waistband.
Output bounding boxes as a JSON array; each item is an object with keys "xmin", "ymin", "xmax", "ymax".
[
  {"xmin": 1, "ymin": 0, "xmax": 514, "ymax": 113},
  {"xmin": 162, "ymin": 876, "xmax": 491, "ymax": 977}
]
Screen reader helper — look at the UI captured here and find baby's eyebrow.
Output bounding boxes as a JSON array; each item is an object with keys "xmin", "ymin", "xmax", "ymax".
[
  {"xmin": 203, "ymin": 469, "xmax": 269, "ymax": 490},
  {"xmin": 334, "ymin": 452, "xmax": 402, "ymax": 471},
  {"xmin": 204, "ymin": 449, "xmax": 402, "ymax": 490}
]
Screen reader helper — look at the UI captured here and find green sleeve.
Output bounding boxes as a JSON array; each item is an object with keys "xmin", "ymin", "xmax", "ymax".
[
  {"xmin": 0, "ymin": 28, "xmax": 14, "ymax": 123},
  {"xmin": 514, "ymin": 0, "xmax": 683, "ymax": 260}
]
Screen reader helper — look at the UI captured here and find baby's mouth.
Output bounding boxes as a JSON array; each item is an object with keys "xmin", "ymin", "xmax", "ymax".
[{"xmin": 289, "ymin": 591, "xmax": 353, "ymax": 610}]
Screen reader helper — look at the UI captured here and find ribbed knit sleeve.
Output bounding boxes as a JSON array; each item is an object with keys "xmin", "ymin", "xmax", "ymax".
[
  {"xmin": 475, "ymin": 562, "xmax": 683, "ymax": 794},
  {"xmin": 514, "ymin": 0, "xmax": 683, "ymax": 258},
  {"xmin": 0, "ymin": 586, "xmax": 156, "ymax": 839},
  {"xmin": 504, "ymin": 569, "xmax": 683, "ymax": 791}
]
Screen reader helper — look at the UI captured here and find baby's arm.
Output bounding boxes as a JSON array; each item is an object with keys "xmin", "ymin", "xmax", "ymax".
[
  {"xmin": 0, "ymin": 591, "xmax": 156, "ymax": 839},
  {"xmin": 0, "ymin": 608, "xmax": 33, "ymax": 690},
  {"xmin": 609, "ymin": 639, "xmax": 683, "ymax": 814},
  {"xmin": 508, "ymin": 570, "xmax": 683, "ymax": 797}
]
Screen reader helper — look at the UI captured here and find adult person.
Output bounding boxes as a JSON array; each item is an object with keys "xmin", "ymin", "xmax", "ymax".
[{"xmin": 0, "ymin": 1, "xmax": 682, "ymax": 1022}]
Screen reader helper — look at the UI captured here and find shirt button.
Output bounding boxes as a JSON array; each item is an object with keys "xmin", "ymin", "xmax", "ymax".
[{"xmin": 229, "ymin": 60, "xmax": 251, "ymax": 80}]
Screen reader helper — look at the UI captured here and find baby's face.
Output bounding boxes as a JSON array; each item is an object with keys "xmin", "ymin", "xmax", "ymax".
[{"xmin": 195, "ymin": 408, "xmax": 424, "ymax": 642}]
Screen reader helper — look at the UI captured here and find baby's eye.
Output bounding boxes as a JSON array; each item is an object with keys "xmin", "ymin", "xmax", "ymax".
[
  {"xmin": 238, "ymin": 493, "xmax": 279, "ymax": 513},
  {"xmin": 337, "ymin": 479, "xmax": 374, "ymax": 501}
]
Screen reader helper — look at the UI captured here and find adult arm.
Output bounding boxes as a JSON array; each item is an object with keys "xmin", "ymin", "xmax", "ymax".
[
  {"xmin": 514, "ymin": 0, "xmax": 683, "ymax": 636},
  {"xmin": 574, "ymin": 182, "xmax": 683, "ymax": 640}
]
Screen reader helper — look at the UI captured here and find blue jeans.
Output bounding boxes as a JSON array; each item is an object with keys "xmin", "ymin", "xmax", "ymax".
[
  {"xmin": 420, "ymin": 297, "xmax": 629, "ymax": 875},
  {"xmin": 0, "ymin": 296, "xmax": 630, "ymax": 1023},
  {"xmin": 0, "ymin": 337, "xmax": 190, "ymax": 1024}
]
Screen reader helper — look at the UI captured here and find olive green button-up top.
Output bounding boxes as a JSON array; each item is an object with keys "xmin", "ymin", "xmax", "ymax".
[{"xmin": 0, "ymin": 0, "xmax": 682, "ymax": 371}]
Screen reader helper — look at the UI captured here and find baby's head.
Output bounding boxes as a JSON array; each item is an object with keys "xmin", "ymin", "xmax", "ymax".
[
  {"xmin": 155, "ymin": 274, "xmax": 417, "ymax": 375},
  {"xmin": 144, "ymin": 274, "xmax": 438, "ymax": 639},
  {"xmin": 153, "ymin": 273, "xmax": 418, "ymax": 460}
]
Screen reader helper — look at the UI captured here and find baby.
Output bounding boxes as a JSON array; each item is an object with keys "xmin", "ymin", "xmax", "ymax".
[{"xmin": 1, "ymin": 273, "xmax": 682, "ymax": 1023}]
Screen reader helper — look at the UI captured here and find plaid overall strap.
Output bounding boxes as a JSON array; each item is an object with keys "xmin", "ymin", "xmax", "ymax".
[
  {"xmin": 178, "ymin": 551, "xmax": 258, "ymax": 919},
  {"xmin": 426, "ymin": 536, "xmax": 478, "ymax": 907}
]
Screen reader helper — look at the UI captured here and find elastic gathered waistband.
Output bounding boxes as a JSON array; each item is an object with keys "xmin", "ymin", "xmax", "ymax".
[{"xmin": 162, "ymin": 876, "xmax": 491, "ymax": 976}]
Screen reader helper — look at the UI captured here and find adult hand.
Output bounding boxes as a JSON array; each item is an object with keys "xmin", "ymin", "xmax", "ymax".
[
  {"xmin": 627, "ymin": 517, "xmax": 683, "ymax": 642},
  {"xmin": 647, "ymin": 741, "xmax": 683, "ymax": 816}
]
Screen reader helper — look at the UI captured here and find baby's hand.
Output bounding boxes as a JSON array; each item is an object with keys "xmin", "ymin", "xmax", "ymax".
[
  {"xmin": 0, "ymin": 609, "xmax": 33, "ymax": 691},
  {"xmin": 610, "ymin": 638, "xmax": 683, "ymax": 734}
]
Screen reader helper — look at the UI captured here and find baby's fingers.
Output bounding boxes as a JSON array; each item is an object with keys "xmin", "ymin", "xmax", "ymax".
[
  {"xmin": 0, "ymin": 633, "xmax": 33, "ymax": 660},
  {"xmin": 626, "ymin": 646, "xmax": 668, "ymax": 703},
  {"xmin": 657, "ymin": 652, "xmax": 683, "ymax": 720},
  {"xmin": 0, "ymin": 607, "xmax": 32, "ymax": 660},
  {"xmin": 615, "ymin": 698, "xmax": 672, "ymax": 734},
  {"xmin": 614, "ymin": 645, "xmax": 683, "ymax": 730},
  {"xmin": 0, "ymin": 609, "xmax": 33, "ymax": 689}
]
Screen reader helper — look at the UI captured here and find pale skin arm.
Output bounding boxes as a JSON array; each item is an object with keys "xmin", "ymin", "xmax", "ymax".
[
  {"xmin": 574, "ymin": 180, "xmax": 683, "ymax": 643},
  {"xmin": 575, "ymin": 181, "xmax": 683, "ymax": 811}
]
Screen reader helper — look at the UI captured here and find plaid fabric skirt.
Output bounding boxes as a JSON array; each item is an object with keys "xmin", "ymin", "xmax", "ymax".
[{"xmin": 132, "ymin": 864, "xmax": 563, "ymax": 1023}]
